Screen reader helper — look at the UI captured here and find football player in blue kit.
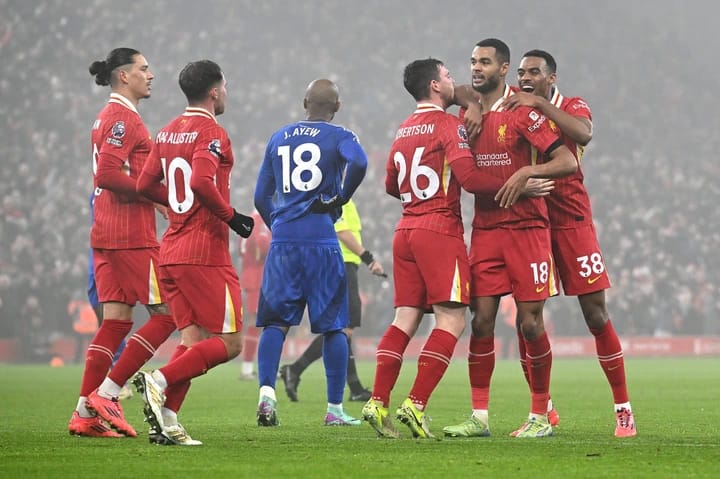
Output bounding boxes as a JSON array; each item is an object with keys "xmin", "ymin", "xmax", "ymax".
[{"xmin": 253, "ymin": 78, "xmax": 368, "ymax": 427}]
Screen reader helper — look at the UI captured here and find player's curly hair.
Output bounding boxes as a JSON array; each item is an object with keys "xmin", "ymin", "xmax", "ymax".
[{"xmin": 88, "ymin": 48, "xmax": 141, "ymax": 86}]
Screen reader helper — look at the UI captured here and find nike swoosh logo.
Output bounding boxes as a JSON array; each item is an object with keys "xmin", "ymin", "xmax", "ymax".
[
  {"xmin": 535, "ymin": 285, "xmax": 546, "ymax": 293},
  {"xmin": 588, "ymin": 276, "xmax": 601, "ymax": 284},
  {"xmin": 607, "ymin": 365, "xmax": 620, "ymax": 371}
]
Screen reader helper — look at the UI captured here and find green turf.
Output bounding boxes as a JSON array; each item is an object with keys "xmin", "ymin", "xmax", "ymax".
[{"xmin": 0, "ymin": 358, "xmax": 718, "ymax": 478}]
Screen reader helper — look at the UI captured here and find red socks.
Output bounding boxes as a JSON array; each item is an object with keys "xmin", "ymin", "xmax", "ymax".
[
  {"xmin": 163, "ymin": 344, "xmax": 190, "ymax": 413},
  {"xmin": 591, "ymin": 320, "xmax": 629, "ymax": 404},
  {"xmin": 469, "ymin": 336, "xmax": 495, "ymax": 410},
  {"xmin": 371, "ymin": 325, "xmax": 410, "ymax": 407},
  {"xmin": 158, "ymin": 336, "xmax": 228, "ymax": 386},
  {"xmin": 524, "ymin": 332, "xmax": 552, "ymax": 414},
  {"xmin": 408, "ymin": 329, "xmax": 457, "ymax": 408},
  {"xmin": 516, "ymin": 327, "xmax": 530, "ymax": 386},
  {"xmin": 108, "ymin": 314, "xmax": 175, "ymax": 386},
  {"xmin": 79, "ymin": 319, "xmax": 132, "ymax": 396}
]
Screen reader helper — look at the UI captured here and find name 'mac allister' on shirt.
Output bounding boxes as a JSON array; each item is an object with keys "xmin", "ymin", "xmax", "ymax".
[{"xmin": 138, "ymin": 107, "xmax": 236, "ymax": 266}]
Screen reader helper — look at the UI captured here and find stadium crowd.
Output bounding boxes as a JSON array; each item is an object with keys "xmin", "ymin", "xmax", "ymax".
[{"xmin": 1, "ymin": 0, "xmax": 718, "ymax": 361}]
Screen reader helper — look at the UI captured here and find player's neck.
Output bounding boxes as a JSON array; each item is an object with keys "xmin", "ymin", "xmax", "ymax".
[
  {"xmin": 547, "ymin": 85, "xmax": 557, "ymax": 101},
  {"xmin": 305, "ymin": 114, "xmax": 333, "ymax": 122},
  {"xmin": 112, "ymin": 87, "xmax": 140, "ymax": 107},
  {"xmin": 480, "ymin": 83, "xmax": 509, "ymax": 111},
  {"xmin": 189, "ymin": 99, "xmax": 217, "ymax": 117},
  {"xmin": 423, "ymin": 95, "xmax": 447, "ymax": 111}
]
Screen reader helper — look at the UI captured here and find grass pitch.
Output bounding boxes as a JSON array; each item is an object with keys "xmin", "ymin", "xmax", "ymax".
[{"xmin": 0, "ymin": 357, "xmax": 718, "ymax": 478}]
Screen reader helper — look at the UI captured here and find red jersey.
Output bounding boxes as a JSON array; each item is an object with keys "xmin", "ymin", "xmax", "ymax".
[
  {"xmin": 239, "ymin": 211, "xmax": 271, "ymax": 290},
  {"xmin": 385, "ymin": 103, "xmax": 474, "ymax": 238},
  {"xmin": 544, "ymin": 87, "xmax": 594, "ymax": 228},
  {"xmin": 141, "ymin": 107, "xmax": 235, "ymax": 266},
  {"xmin": 467, "ymin": 85, "xmax": 562, "ymax": 229},
  {"xmin": 91, "ymin": 93, "xmax": 157, "ymax": 249}
]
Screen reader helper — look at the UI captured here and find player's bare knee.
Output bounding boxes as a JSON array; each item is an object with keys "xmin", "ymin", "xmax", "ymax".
[
  {"xmin": 145, "ymin": 303, "xmax": 170, "ymax": 316},
  {"xmin": 583, "ymin": 308, "xmax": 608, "ymax": 331},
  {"xmin": 470, "ymin": 315, "xmax": 494, "ymax": 337},
  {"xmin": 221, "ymin": 333, "xmax": 243, "ymax": 359},
  {"xmin": 519, "ymin": 318, "xmax": 544, "ymax": 341}
]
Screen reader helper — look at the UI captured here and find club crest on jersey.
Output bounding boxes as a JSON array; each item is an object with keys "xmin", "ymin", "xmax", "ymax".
[
  {"xmin": 548, "ymin": 119, "xmax": 558, "ymax": 132},
  {"xmin": 497, "ymin": 124, "xmax": 507, "ymax": 144},
  {"xmin": 208, "ymin": 139, "xmax": 222, "ymax": 157},
  {"xmin": 528, "ymin": 111, "xmax": 539, "ymax": 122},
  {"xmin": 111, "ymin": 121, "xmax": 126, "ymax": 138}
]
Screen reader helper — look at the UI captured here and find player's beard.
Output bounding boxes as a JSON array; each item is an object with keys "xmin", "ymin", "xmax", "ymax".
[{"xmin": 473, "ymin": 72, "xmax": 501, "ymax": 95}]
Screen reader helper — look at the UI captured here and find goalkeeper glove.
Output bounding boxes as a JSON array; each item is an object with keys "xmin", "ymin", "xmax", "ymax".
[
  {"xmin": 227, "ymin": 210, "xmax": 254, "ymax": 238},
  {"xmin": 310, "ymin": 193, "xmax": 345, "ymax": 214}
]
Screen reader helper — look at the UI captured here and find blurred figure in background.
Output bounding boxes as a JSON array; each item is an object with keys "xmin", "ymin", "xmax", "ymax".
[{"xmin": 238, "ymin": 209, "xmax": 271, "ymax": 380}]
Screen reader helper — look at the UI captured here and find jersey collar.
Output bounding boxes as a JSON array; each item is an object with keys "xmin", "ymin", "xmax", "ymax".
[
  {"xmin": 489, "ymin": 84, "xmax": 513, "ymax": 112},
  {"xmin": 183, "ymin": 107, "xmax": 217, "ymax": 122},
  {"xmin": 414, "ymin": 103, "xmax": 444, "ymax": 114},
  {"xmin": 549, "ymin": 86, "xmax": 564, "ymax": 108},
  {"xmin": 108, "ymin": 93, "xmax": 138, "ymax": 114}
]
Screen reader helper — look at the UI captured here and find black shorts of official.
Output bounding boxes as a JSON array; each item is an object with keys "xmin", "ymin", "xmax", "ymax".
[{"xmin": 345, "ymin": 263, "xmax": 361, "ymax": 329}]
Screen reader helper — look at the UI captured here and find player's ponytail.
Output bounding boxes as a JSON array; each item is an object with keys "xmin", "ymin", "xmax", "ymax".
[
  {"xmin": 89, "ymin": 47, "xmax": 141, "ymax": 87},
  {"xmin": 89, "ymin": 60, "xmax": 111, "ymax": 86}
]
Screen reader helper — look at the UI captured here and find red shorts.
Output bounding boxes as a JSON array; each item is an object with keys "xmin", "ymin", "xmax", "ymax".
[
  {"xmin": 392, "ymin": 229, "xmax": 470, "ymax": 307},
  {"xmin": 469, "ymin": 227, "xmax": 558, "ymax": 301},
  {"xmin": 159, "ymin": 264, "xmax": 243, "ymax": 334},
  {"xmin": 551, "ymin": 224, "xmax": 612, "ymax": 296},
  {"xmin": 243, "ymin": 289, "xmax": 260, "ymax": 315},
  {"xmin": 93, "ymin": 247, "xmax": 163, "ymax": 306}
]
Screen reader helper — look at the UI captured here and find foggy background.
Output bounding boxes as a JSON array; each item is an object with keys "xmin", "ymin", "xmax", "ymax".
[{"xmin": 1, "ymin": 0, "xmax": 718, "ymax": 362}]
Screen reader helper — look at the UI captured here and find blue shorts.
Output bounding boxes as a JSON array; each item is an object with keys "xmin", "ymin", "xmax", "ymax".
[{"xmin": 257, "ymin": 241, "xmax": 348, "ymax": 334}]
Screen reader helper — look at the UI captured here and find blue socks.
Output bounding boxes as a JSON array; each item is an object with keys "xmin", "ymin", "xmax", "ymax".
[
  {"xmin": 257, "ymin": 326, "xmax": 286, "ymax": 387},
  {"xmin": 322, "ymin": 331, "xmax": 348, "ymax": 404}
]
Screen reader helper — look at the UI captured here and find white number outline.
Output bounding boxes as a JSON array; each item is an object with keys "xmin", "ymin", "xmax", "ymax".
[
  {"xmin": 279, "ymin": 143, "xmax": 323, "ymax": 193},
  {"xmin": 393, "ymin": 146, "xmax": 440, "ymax": 203},
  {"xmin": 161, "ymin": 156, "xmax": 194, "ymax": 214}
]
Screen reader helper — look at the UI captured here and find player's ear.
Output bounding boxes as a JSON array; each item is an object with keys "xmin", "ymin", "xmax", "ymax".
[
  {"xmin": 117, "ymin": 68, "xmax": 129, "ymax": 85},
  {"xmin": 303, "ymin": 98, "xmax": 308, "ymax": 110},
  {"xmin": 334, "ymin": 100, "xmax": 341, "ymax": 113}
]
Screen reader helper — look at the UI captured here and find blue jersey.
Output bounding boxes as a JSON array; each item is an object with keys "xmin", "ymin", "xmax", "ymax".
[{"xmin": 254, "ymin": 120, "xmax": 367, "ymax": 241}]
